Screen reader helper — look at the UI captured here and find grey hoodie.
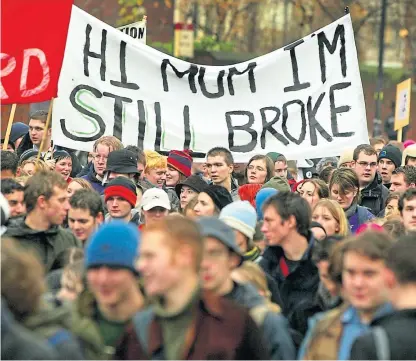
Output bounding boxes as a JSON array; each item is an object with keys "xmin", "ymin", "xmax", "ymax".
[{"xmin": 225, "ymin": 282, "xmax": 296, "ymax": 360}]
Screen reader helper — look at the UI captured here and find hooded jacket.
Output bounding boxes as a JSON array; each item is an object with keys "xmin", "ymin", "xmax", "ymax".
[
  {"xmin": 22, "ymin": 300, "xmax": 84, "ymax": 360},
  {"xmin": 81, "ymin": 164, "xmax": 105, "ymax": 194},
  {"xmin": 359, "ymin": 173, "xmax": 389, "ymax": 216},
  {"xmin": 225, "ymin": 282, "xmax": 296, "ymax": 360},
  {"xmin": 4, "ymin": 217, "xmax": 81, "ymax": 273}
]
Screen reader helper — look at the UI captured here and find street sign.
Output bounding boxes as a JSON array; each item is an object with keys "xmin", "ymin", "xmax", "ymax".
[{"xmin": 174, "ymin": 23, "xmax": 194, "ymax": 58}]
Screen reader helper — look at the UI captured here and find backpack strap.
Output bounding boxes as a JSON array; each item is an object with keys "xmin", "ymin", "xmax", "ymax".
[
  {"xmin": 372, "ymin": 326, "xmax": 390, "ymax": 360},
  {"xmin": 132, "ymin": 308, "xmax": 154, "ymax": 357}
]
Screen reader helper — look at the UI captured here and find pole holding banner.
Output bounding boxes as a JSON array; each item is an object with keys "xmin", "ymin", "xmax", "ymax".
[
  {"xmin": 394, "ymin": 78, "xmax": 412, "ymax": 142},
  {"xmin": 37, "ymin": 98, "xmax": 54, "ymax": 160},
  {"xmin": 2, "ymin": 104, "xmax": 17, "ymax": 150}
]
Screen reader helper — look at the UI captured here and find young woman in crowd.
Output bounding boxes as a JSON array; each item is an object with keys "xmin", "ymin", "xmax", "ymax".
[
  {"xmin": 384, "ymin": 191, "xmax": 401, "ymax": 218},
  {"xmin": 53, "ymin": 150, "xmax": 73, "ymax": 183},
  {"xmin": 194, "ymin": 184, "xmax": 233, "ymax": 217},
  {"xmin": 312, "ymin": 199, "xmax": 350, "ymax": 238},
  {"xmin": 298, "ymin": 179, "xmax": 329, "ymax": 211},
  {"xmin": 329, "ymin": 168, "xmax": 375, "ymax": 233},
  {"xmin": 244, "ymin": 154, "xmax": 274, "ymax": 185},
  {"xmin": 19, "ymin": 158, "xmax": 49, "ymax": 176},
  {"xmin": 175, "ymin": 174, "xmax": 208, "ymax": 212},
  {"xmin": 67, "ymin": 178, "xmax": 93, "ymax": 197}
]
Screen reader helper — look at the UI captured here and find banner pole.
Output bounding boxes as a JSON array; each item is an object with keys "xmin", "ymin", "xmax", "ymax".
[
  {"xmin": 37, "ymin": 98, "xmax": 54, "ymax": 160},
  {"xmin": 2, "ymin": 104, "xmax": 17, "ymax": 150},
  {"xmin": 397, "ymin": 128, "xmax": 403, "ymax": 142}
]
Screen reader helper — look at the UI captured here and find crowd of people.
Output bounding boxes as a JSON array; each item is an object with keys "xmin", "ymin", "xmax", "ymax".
[{"xmin": 1, "ymin": 110, "xmax": 416, "ymax": 360}]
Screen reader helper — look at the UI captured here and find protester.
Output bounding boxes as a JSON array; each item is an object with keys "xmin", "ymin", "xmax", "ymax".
[
  {"xmin": 175, "ymin": 174, "xmax": 208, "ymax": 211},
  {"xmin": 299, "ymin": 231, "xmax": 394, "ymax": 360},
  {"xmin": 238, "ymin": 183, "xmax": 263, "ymax": 207},
  {"xmin": 259, "ymin": 192, "xmax": 319, "ymax": 328},
  {"xmin": 1, "ymin": 238, "xmax": 84, "ymax": 359},
  {"xmin": 401, "ymin": 144, "xmax": 416, "ymax": 166},
  {"xmin": 399, "ymin": 188, "xmax": 416, "ymax": 232},
  {"xmin": 183, "ymin": 196, "xmax": 198, "ymax": 218},
  {"xmin": 199, "ymin": 216, "xmax": 296, "ymax": 360},
  {"xmin": 1, "ymin": 178, "xmax": 26, "ymax": 217},
  {"xmin": 125, "ymin": 145, "xmax": 146, "ymax": 178},
  {"xmin": 206, "ymin": 147, "xmax": 239, "ymax": 200},
  {"xmin": 104, "ymin": 177, "xmax": 140, "ymax": 224},
  {"xmin": 266, "ymin": 152, "xmax": 292, "ymax": 183},
  {"xmin": 329, "ymin": 168, "xmax": 375, "ymax": 233},
  {"xmin": 81, "ymin": 136, "xmax": 123, "ymax": 194},
  {"xmin": 352, "ymin": 144, "xmax": 389, "ymax": 216},
  {"xmin": 244, "ymin": 154, "xmax": 274, "ymax": 184},
  {"xmin": 19, "ymin": 157, "xmax": 49, "ymax": 176},
  {"xmin": 194, "ymin": 184, "xmax": 233, "ymax": 217},
  {"xmin": 9, "ymin": 122, "xmax": 29, "ymax": 150},
  {"xmin": 350, "ymin": 234, "xmax": 416, "ymax": 360},
  {"xmin": 383, "ymin": 217, "xmax": 406, "ymax": 238},
  {"xmin": 384, "ymin": 192, "xmax": 401, "ymax": 218},
  {"xmin": 377, "ymin": 144, "xmax": 402, "ymax": 188},
  {"xmin": 390, "ymin": 165, "xmax": 416, "ymax": 192},
  {"xmin": 72, "ymin": 221, "xmax": 144, "ymax": 359},
  {"xmin": 104, "ymin": 149, "xmax": 140, "ymax": 183},
  {"xmin": 312, "ymin": 199, "xmax": 349, "ymax": 238},
  {"xmin": 68, "ymin": 189, "xmax": 104, "ymax": 244},
  {"xmin": 1, "ymin": 150, "xmax": 18, "ymax": 179},
  {"xmin": 67, "ymin": 177, "xmax": 93, "ymax": 197},
  {"xmin": 166, "ymin": 149, "xmax": 193, "ymax": 188},
  {"xmin": 370, "ymin": 136, "xmax": 387, "ymax": 155},
  {"xmin": 115, "ymin": 216, "xmax": 269, "ymax": 360},
  {"xmin": 53, "ymin": 149, "xmax": 73, "ymax": 183},
  {"xmin": 318, "ymin": 165, "xmax": 335, "ymax": 184},
  {"xmin": 4, "ymin": 171, "xmax": 81, "ymax": 272},
  {"xmin": 139, "ymin": 188, "xmax": 171, "ymax": 229},
  {"xmin": 338, "ymin": 148, "xmax": 354, "ymax": 168},
  {"xmin": 255, "ymin": 187, "xmax": 278, "ymax": 220},
  {"xmin": 219, "ymin": 201, "xmax": 261, "ymax": 261},
  {"xmin": 298, "ymin": 179, "xmax": 329, "ymax": 211},
  {"xmin": 316, "ymin": 157, "xmax": 338, "ymax": 174}
]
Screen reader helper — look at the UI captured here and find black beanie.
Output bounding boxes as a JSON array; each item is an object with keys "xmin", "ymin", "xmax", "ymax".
[
  {"xmin": 203, "ymin": 185, "xmax": 233, "ymax": 211},
  {"xmin": 378, "ymin": 144, "xmax": 402, "ymax": 168}
]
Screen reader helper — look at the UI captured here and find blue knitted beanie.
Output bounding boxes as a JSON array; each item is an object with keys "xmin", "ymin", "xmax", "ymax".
[
  {"xmin": 255, "ymin": 188, "xmax": 278, "ymax": 220},
  {"xmin": 85, "ymin": 221, "xmax": 140, "ymax": 273},
  {"xmin": 219, "ymin": 201, "xmax": 257, "ymax": 240}
]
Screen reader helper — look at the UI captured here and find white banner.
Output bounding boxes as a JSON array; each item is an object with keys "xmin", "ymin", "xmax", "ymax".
[
  {"xmin": 117, "ymin": 20, "xmax": 146, "ymax": 44},
  {"xmin": 53, "ymin": 7, "xmax": 369, "ymax": 161}
]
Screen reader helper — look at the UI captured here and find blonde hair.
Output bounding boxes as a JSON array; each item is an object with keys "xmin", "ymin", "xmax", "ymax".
[
  {"xmin": 232, "ymin": 261, "xmax": 281, "ymax": 313},
  {"xmin": 144, "ymin": 150, "xmax": 167, "ymax": 171},
  {"xmin": 15, "ymin": 175, "xmax": 30, "ymax": 186},
  {"xmin": 69, "ymin": 178, "xmax": 93, "ymax": 190},
  {"xmin": 20, "ymin": 158, "xmax": 49, "ymax": 174},
  {"xmin": 313, "ymin": 199, "xmax": 350, "ymax": 237},
  {"xmin": 93, "ymin": 135, "xmax": 123, "ymax": 152}
]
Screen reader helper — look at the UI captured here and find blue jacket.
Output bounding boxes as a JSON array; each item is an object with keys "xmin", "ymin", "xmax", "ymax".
[
  {"xmin": 225, "ymin": 282, "xmax": 296, "ymax": 360},
  {"xmin": 348, "ymin": 206, "xmax": 375, "ymax": 233},
  {"xmin": 81, "ymin": 164, "xmax": 105, "ymax": 194}
]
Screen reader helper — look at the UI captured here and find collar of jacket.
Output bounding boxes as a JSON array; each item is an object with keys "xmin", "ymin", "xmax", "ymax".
[
  {"xmin": 6, "ymin": 216, "xmax": 59, "ymax": 238},
  {"xmin": 362, "ymin": 172, "xmax": 382, "ymax": 194},
  {"xmin": 87, "ymin": 165, "xmax": 103, "ymax": 184},
  {"xmin": 341, "ymin": 303, "xmax": 394, "ymax": 325}
]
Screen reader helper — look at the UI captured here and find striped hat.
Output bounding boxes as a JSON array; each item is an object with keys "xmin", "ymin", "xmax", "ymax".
[{"xmin": 167, "ymin": 150, "xmax": 193, "ymax": 177}]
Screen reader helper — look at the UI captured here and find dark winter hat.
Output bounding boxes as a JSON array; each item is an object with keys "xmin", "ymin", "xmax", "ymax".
[
  {"xmin": 378, "ymin": 144, "xmax": 402, "ymax": 168},
  {"xmin": 53, "ymin": 150, "xmax": 71, "ymax": 161},
  {"xmin": 168, "ymin": 150, "xmax": 193, "ymax": 177},
  {"xmin": 175, "ymin": 174, "xmax": 208, "ymax": 197},
  {"xmin": 106, "ymin": 149, "xmax": 139, "ymax": 175},
  {"xmin": 9, "ymin": 122, "xmax": 29, "ymax": 143},
  {"xmin": 202, "ymin": 185, "xmax": 233, "ymax": 211},
  {"xmin": 19, "ymin": 149, "xmax": 38, "ymax": 164},
  {"xmin": 85, "ymin": 221, "xmax": 140, "ymax": 273},
  {"xmin": 261, "ymin": 176, "xmax": 291, "ymax": 192},
  {"xmin": 266, "ymin": 152, "xmax": 284, "ymax": 163},
  {"xmin": 104, "ymin": 177, "xmax": 137, "ymax": 207},
  {"xmin": 198, "ymin": 217, "xmax": 243, "ymax": 264}
]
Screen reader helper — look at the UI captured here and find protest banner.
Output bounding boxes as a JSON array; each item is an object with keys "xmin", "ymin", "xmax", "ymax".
[
  {"xmin": 394, "ymin": 78, "xmax": 412, "ymax": 142},
  {"xmin": 0, "ymin": 0, "xmax": 73, "ymax": 104},
  {"xmin": 53, "ymin": 6, "xmax": 369, "ymax": 162},
  {"xmin": 117, "ymin": 18, "xmax": 147, "ymax": 44}
]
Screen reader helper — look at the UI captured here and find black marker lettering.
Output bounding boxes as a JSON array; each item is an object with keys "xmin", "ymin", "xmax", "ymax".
[
  {"xmin": 161, "ymin": 59, "xmax": 198, "ymax": 93},
  {"xmin": 284, "ymin": 40, "xmax": 311, "ymax": 92},
  {"xmin": 110, "ymin": 41, "xmax": 139, "ymax": 90},
  {"xmin": 227, "ymin": 62, "xmax": 257, "ymax": 95},
  {"xmin": 198, "ymin": 67, "xmax": 225, "ymax": 99},
  {"xmin": 183, "ymin": 105, "xmax": 191, "ymax": 149},
  {"xmin": 282, "ymin": 100, "xmax": 307, "ymax": 145},
  {"xmin": 329, "ymin": 82, "xmax": 354, "ymax": 137},
  {"xmin": 102, "ymin": 92, "xmax": 132, "ymax": 141},
  {"xmin": 154, "ymin": 102, "xmax": 162, "ymax": 151},
  {"xmin": 260, "ymin": 106, "xmax": 289, "ymax": 148},
  {"xmin": 307, "ymin": 92, "xmax": 333, "ymax": 145},
  {"xmin": 137, "ymin": 100, "xmax": 146, "ymax": 149},
  {"xmin": 225, "ymin": 111, "xmax": 257, "ymax": 152},
  {"xmin": 83, "ymin": 24, "xmax": 107, "ymax": 81}
]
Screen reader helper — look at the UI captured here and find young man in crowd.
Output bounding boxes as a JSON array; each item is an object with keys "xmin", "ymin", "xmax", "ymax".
[
  {"xmin": 259, "ymin": 192, "xmax": 319, "ymax": 330},
  {"xmin": 125, "ymin": 145, "xmax": 146, "ymax": 179},
  {"xmin": 352, "ymin": 144, "xmax": 389, "ymax": 216},
  {"xmin": 350, "ymin": 234, "xmax": 416, "ymax": 359},
  {"xmin": 141, "ymin": 150, "xmax": 179, "ymax": 211},
  {"xmin": 4, "ymin": 171, "xmax": 81, "ymax": 272},
  {"xmin": 369, "ymin": 137, "xmax": 386, "ymax": 155},
  {"xmin": 139, "ymin": 188, "xmax": 170, "ymax": 230},
  {"xmin": 72, "ymin": 222, "xmax": 145, "ymax": 359},
  {"xmin": 377, "ymin": 144, "xmax": 402, "ymax": 189},
  {"xmin": 81, "ymin": 136, "xmax": 124, "ymax": 194},
  {"xmin": 199, "ymin": 216, "xmax": 296, "ymax": 360},
  {"xmin": 1, "ymin": 179, "xmax": 26, "ymax": 217},
  {"xmin": 68, "ymin": 189, "xmax": 104, "ymax": 244},
  {"xmin": 1, "ymin": 150, "xmax": 18, "ymax": 179},
  {"xmin": 115, "ymin": 216, "xmax": 268, "ymax": 360},
  {"xmin": 399, "ymin": 188, "xmax": 416, "ymax": 233},
  {"xmin": 9, "ymin": 122, "xmax": 29, "ymax": 151},
  {"xmin": 299, "ymin": 232, "xmax": 394, "ymax": 360},
  {"xmin": 206, "ymin": 147, "xmax": 239, "ymax": 200},
  {"xmin": 390, "ymin": 165, "xmax": 416, "ymax": 192},
  {"xmin": 104, "ymin": 177, "xmax": 140, "ymax": 225}
]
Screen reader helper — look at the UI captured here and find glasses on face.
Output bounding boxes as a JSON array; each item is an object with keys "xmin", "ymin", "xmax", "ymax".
[
  {"xmin": 357, "ymin": 161, "xmax": 377, "ymax": 168},
  {"xmin": 92, "ymin": 154, "xmax": 108, "ymax": 161}
]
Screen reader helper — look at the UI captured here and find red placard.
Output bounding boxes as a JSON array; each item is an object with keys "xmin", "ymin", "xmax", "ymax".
[{"xmin": 0, "ymin": 0, "xmax": 73, "ymax": 104}]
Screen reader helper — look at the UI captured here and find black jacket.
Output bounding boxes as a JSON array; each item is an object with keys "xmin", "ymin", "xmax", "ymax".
[
  {"xmin": 258, "ymin": 233, "xmax": 319, "ymax": 326},
  {"xmin": 350, "ymin": 308, "xmax": 416, "ymax": 360},
  {"xmin": 359, "ymin": 173, "xmax": 389, "ymax": 216}
]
